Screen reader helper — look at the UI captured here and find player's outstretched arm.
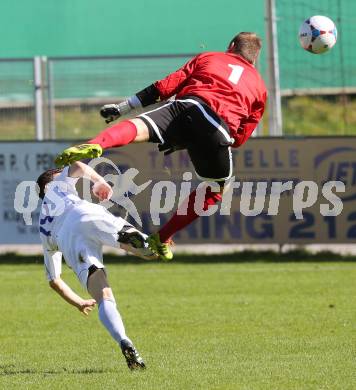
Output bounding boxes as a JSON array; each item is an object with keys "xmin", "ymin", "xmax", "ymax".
[
  {"xmin": 68, "ymin": 161, "xmax": 113, "ymax": 201},
  {"xmin": 100, "ymin": 54, "xmax": 199, "ymax": 124},
  {"xmin": 100, "ymin": 84, "xmax": 161, "ymax": 123},
  {"xmin": 49, "ymin": 277, "xmax": 96, "ymax": 316}
]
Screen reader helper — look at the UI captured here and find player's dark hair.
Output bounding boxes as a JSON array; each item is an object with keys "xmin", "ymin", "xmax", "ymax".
[
  {"xmin": 36, "ymin": 168, "xmax": 63, "ymax": 199},
  {"xmin": 228, "ymin": 32, "xmax": 262, "ymax": 64}
]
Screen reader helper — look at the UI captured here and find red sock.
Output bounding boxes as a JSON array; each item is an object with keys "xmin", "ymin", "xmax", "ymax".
[
  {"xmin": 88, "ymin": 120, "xmax": 137, "ymax": 149},
  {"xmin": 158, "ymin": 187, "xmax": 222, "ymax": 243}
]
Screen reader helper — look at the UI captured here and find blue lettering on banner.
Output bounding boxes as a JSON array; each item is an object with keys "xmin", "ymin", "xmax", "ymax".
[
  {"xmin": 335, "ymin": 162, "xmax": 350, "ymax": 183},
  {"xmin": 290, "ymin": 149, "xmax": 299, "ymax": 167},
  {"xmin": 10, "ymin": 154, "xmax": 17, "ymax": 171},
  {"xmin": 289, "ymin": 212, "xmax": 315, "ymax": 239},
  {"xmin": 235, "ymin": 148, "xmax": 300, "ymax": 170},
  {"xmin": 201, "ymin": 216, "xmax": 210, "ymax": 239},
  {"xmin": 36, "ymin": 153, "xmax": 54, "ymax": 170},
  {"xmin": 273, "ymin": 150, "xmax": 283, "ymax": 168},
  {"xmin": 347, "ymin": 212, "xmax": 356, "ymax": 239},
  {"xmin": 215, "ymin": 213, "xmax": 242, "ymax": 239},
  {"xmin": 259, "ymin": 150, "xmax": 269, "ymax": 167},
  {"xmin": 178, "ymin": 151, "xmax": 191, "ymax": 169},
  {"xmin": 0, "ymin": 154, "xmax": 4, "ymax": 170},
  {"xmin": 244, "ymin": 150, "xmax": 253, "ymax": 167},
  {"xmin": 178, "ymin": 222, "xmax": 199, "ymax": 240},
  {"xmin": 323, "ymin": 216, "xmax": 336, "ymax": 239},
  {"xmin": 315, "ymin": 147, "xmax": 356, "ymax": 201},
  {"xmin": 246, "ymin": 213, "xmax": 273, "ymax": 239}
]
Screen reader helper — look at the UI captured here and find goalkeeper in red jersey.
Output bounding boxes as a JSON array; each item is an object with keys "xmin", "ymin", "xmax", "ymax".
[{"xmin": 55, "ymin": 32, "xmax": 267, "ymax": 261}]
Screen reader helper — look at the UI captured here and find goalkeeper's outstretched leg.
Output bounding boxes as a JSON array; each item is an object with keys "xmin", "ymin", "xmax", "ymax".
[{"xmin": 55, "ymin": 118, "xmax": 150, "ymax": 167}]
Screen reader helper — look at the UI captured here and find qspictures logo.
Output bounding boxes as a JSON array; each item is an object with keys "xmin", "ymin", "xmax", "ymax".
[{"xmin": 13, "ymin": 156, "xmax": 345, "ymax": 228}]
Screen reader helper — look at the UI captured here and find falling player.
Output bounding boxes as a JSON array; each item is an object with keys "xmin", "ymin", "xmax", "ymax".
[
  {"xmin": 37, "ymin": 161, "xmax": 155, "ymax": 370},
  {"xmin": 55, "ymin": 32, "xmax": 267, "ymax": 261}
]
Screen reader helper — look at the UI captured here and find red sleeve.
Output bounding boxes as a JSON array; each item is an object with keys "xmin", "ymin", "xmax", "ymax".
[
  {"xmin": 154, "ymin": 55, "xmax": 199, "ymax": 100},
  {"xmin": 231, "ymin": 92, "xmax": 267, "ymax": 148}
]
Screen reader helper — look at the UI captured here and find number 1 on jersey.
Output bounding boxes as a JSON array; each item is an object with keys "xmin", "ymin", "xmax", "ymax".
[{"xmin": 228, "ymin": 64, "xmax": 244, "ymax": 85}]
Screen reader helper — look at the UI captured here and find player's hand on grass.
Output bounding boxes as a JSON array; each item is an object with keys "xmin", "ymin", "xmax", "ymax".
[
  {"xmin": 92, "ymin": 180, "xmax": 113, "ymax": 201},
  {"xmin": 78, "ymin": 299, "xmax": 96, "ymax": 316},
  {"xmin": 100, "ymin": 104, "xmax": 121, "ymax": 124}
]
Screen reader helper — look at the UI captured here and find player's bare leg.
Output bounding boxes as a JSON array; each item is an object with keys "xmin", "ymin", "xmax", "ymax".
[
  {"xmin": 55, "ymin": 118, "xmax": 150, "ymax": 167},
  {"xmin": 87, "ymin": 268, "xmax": 145, "ymax": 370}
]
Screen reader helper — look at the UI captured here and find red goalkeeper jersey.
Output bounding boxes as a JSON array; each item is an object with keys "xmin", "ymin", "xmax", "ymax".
[{"xmin": 154, "ymin": 52, "xmax": 267, "ymax": 147}]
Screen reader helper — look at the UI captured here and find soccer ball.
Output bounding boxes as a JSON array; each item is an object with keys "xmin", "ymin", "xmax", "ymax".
[{"xmin": 299, "ymin": 15, "xmax": 337, "ymax": 54}]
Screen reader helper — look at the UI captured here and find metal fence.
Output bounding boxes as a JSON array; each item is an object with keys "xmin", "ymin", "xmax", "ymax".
[
  {"xmin": 0, "ymin": 55, "xmax": 193, "ymax": 141},
  {"xmin": 0, "ymin": 58, "xmax": 35, "ymax": 140},
  {"xmin": 0, "ymin": 50, "xmax": 355, "ymax": 141}
]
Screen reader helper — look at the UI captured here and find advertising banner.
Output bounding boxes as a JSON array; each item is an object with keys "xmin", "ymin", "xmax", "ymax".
[
  {"xmin": 0, "ymin": 142, "xmax": 71, "ymax": 243},
  {"xmin": 3, "ymin": 138, "xmax": 356, "ymax": 244}
]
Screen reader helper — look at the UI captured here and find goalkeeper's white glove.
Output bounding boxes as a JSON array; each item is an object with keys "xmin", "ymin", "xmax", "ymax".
[{"xmin": 100, "ymin": 96, "xmax": 142, "ymax": 124}]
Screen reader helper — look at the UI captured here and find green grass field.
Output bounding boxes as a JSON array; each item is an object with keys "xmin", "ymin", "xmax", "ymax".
[{"xmin": 1, "ymin": 254, "xmax": 355, "ymax": 389}]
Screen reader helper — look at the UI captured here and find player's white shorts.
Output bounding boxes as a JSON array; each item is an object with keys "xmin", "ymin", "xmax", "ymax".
[{"xmin": 55, "ymin": 203, "xmax": 151, "ymax": 288}]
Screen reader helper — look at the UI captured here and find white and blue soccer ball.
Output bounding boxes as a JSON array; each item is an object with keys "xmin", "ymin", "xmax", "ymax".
[{"xmin": 299, "ymin": 15, "xmax": 337, "ymax": 54}]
